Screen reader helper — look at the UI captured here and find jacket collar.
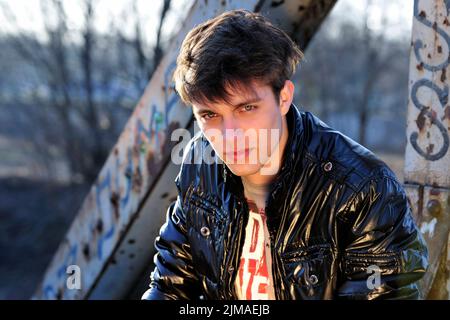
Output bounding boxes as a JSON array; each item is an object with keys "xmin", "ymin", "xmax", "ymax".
[{"xmin": 266, "ymin": 103, "xmax": 304, "ymax": 206}]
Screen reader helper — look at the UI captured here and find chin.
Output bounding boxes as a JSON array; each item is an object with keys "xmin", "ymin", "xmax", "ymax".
[{"xmin": 224, "ymin": 163, "xmax": 263, "ymax": 177}]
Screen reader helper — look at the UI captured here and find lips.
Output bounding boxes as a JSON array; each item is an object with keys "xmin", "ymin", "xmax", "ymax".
[{"xmin": 225, "ymin": 148, "xmax": 252, "ymax": 161}]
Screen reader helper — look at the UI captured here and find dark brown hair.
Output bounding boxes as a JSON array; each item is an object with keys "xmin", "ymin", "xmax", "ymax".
[{"xmin": 173, "ymin": 9, "xmax": 304, "ymax": 107}]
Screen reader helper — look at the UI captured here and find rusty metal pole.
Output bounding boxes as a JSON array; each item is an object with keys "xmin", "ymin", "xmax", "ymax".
[{"xmin": 404, "ymin": 0, "xmax": 450, "ymax": 300}]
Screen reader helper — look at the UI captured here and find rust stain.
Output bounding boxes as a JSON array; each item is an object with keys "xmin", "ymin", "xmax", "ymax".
[
  {"xmin": 132, "ymin": 167, "xmax": 143, "ymax": 193},
  {"xmin": 430, "ymin": 188, "xmax": 441, "ymax": 196},
  {"xmin": 442, "ymin": 105, "xmax": 450, "ymax": 121},
  {"xmin": 110, "ymin": 192, "xmax": 120, "ymax": 220},
  {"xmin": 419, "ymin": 10, "xmax": 426, "ymax": 19},
  {"xmin": 426, "ymin": 143, "xmax": 435, "ymax": 154},
  {"xmin": 431, "ymin": 109, "xmax": 437, "ymax": 121},
  {"xmin": 146, "ymin": 151, "xmax": 156, "ymax": 178},
  {"xmin": 132, "ymin": 144, "xmax": 140, "ymax": 159},
  {"xmin": 438, "ymin": 45, "xmax": 443, "ymax": 53},
  {"xmin": 444, "ymin": 17, "xmax": 450, "ymax": 26},
  {"xmin": 96, "ymin": 219, "xmax": 103, "ymax": 234},
  {"xmin": 417, "ymin": 62, "xmax": 424, "ymax": 71},
  {"xmin": 416, "ymin": 108, "xmax": 427, "ymax": 131},
  {"xmin": 161, "ymin": 192, "xmax": 169, "ymax": 199},
  {"xmin": 441, "ymin": 69, "xmax": 447, "ymax": 82},
  {"xmin": 83, "ymin": 243, "xmax": 90, "ymax": 260},
  {"xmin": 145, "ymin": 121, "xmax": 181, "ymax": 178},
  {"xmin": 426, "ymin": 199, "xmax": 442, "ymax": 217}
]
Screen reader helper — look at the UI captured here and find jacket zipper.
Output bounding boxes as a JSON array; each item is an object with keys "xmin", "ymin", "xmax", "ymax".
[{"xmin": 224, "ymin": 197, "xmax": 248, "ymax": 299}]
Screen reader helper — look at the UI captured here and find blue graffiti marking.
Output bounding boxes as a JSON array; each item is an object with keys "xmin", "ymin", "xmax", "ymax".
[
  {"xmin": 56, "ymin": 244, "xmax": 78, "ymax": 279},
  {"xmin": 410, "ymin": 73, "xmax": 450, "ymax": 162},
  {"xmin": 163, "ymin": 61, "xmax": 180, "ymax": 128},
  {"xmin": 409, "ymin": 1, "xmax": 450, "ymax": 161},
  {"xmin": 414, "ymin": 1, "xmax": 450, "ymax": 72},
  {"xmin": 95, "ymin": 171, "xmax": 115, "ymax": 260},
  {"xmin": 120, "ymin": 147, "xmax": 133, "ymax": 209}
]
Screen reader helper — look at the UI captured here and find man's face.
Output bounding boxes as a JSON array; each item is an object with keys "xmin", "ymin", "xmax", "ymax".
[{"xmin": 192, "ymin": 80, "xmax": 292, "ymax": 177}]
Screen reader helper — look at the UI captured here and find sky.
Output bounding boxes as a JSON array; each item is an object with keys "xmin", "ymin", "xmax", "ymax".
[
  {"xmin": 0, "ymin": 0, "xmax": 413, "ymax": 43},
  {"xmin": 328, "ymin": 0, "xmax": 413, "ymax": 40},
  {"xmin": 0, "ymin": 0, "xmax": 194, "ymax": 45}
]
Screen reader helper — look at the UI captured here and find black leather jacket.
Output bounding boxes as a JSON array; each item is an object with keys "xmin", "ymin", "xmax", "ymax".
[{"xmin": 142, "ymin": 104, "xmax": 428, "ymax": 300}]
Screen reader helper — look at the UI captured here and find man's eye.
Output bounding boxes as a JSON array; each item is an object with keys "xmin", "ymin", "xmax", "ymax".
[
  {"xmin": 242, "ymin": 105, "xmax": 256, "ymax": 112},
  {"xmin": 202, "ymin": 112, "xmax": 217, "ymax": 120}
]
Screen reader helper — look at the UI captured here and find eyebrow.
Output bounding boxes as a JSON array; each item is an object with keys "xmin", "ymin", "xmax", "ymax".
[{"xmin": 195, "ymin": 96, "xmax": 262, "ymax": 115}]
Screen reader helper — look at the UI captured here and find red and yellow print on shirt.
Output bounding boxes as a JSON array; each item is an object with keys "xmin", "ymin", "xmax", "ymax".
[{"xmin": 235, "ymin": 199, "xmax": 275, "ymax": 300}]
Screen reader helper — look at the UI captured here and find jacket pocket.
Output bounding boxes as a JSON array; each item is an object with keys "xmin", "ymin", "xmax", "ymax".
[
  {"xmin": 281, "ymin": 243, "xmax": 333, "ymax": 298},
  {"xmin": 186, "ymin": 200, "xmax": 224, "ymax": 282}
]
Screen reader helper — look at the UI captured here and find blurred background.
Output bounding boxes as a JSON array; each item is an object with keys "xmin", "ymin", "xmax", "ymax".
[{"xmin": 0, "ymin": 0, "xmax": 413, "ymax": 299}]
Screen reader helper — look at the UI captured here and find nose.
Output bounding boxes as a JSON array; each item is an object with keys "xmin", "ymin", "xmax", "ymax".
[
  {"xmin": 221, "ymin": 117, "xmax": 236, "ymax": 151},
  {"xmin": 222, "ymin": 115, "xmax": 239, "ymax": 132},
  {"xmin": 222, "ymin": 118, "xmax": 246, "ymax": 154}
]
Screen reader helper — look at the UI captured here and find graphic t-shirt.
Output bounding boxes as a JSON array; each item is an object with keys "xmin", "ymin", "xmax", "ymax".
[{"xmin": 234, "ymin": 199, "xmax": 276, "ymax": 300}]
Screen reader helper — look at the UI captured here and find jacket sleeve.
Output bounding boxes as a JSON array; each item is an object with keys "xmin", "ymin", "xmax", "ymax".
[
  {"xmin": 141, "ymin": 196, "xmax": 202, "ymax": 300},
  {"xmin": 336, "ymin": 175, "xmax": 429, "ymax": 300}
]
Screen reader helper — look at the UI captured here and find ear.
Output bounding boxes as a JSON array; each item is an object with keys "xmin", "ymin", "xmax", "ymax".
[{"xmin": 279, "ymin": 80, "xmax": 295, "ymax": 116}]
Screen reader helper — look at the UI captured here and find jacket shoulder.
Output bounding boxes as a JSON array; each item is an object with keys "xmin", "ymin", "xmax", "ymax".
[{"xmin": 300, "ymin": 111, "xmax": 399, "ymax": 190}]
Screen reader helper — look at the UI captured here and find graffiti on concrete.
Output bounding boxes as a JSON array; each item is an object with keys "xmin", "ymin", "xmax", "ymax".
[
  {"xmin": 409, "ymin": 0, "xmax": 450, "ymax": 161},
  {"xmin": 38, "ymin": 58, "xmax": 182, "ymax": 300}
]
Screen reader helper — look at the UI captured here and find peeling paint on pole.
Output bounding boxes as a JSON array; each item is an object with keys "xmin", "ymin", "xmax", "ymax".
[
  {"xmin": 406, "ymin": 185, "xmax": 449, "ymax": 297},
  {"xmin": 405, "ymin": 0, "xmax": 450, "ymax": 299},
  {"xmin": 447, "ymin": 233, "xmax": 450, "ymax": 296},
  {"xmin": 405, "ymin": 0, "xmax": 450, "ymax": 185}
]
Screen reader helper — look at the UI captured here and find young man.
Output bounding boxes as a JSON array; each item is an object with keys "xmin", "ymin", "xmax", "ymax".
[{"xmin": 142, "ymin": 9, "xmax": 428, "ymax": 300}]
